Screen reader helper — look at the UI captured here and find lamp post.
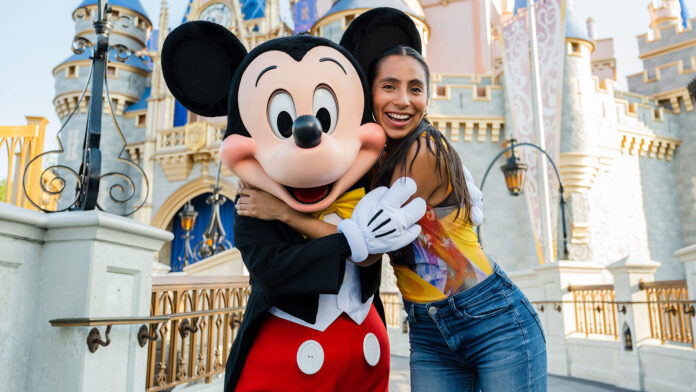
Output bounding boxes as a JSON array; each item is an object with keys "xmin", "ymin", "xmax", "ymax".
[
  {"xmin": 178, "ymin": 202, "xmax": 198, "ymax": 268},
  {"xmin": 478, "ymin": 138, "xmax": 569, "ymax": 260},
  {"xmin": 21, "ymin": 0, "xmax": 148, "ymax": 215},
  {"xmin": 194, "ymin": 162, "xmax": 232, "ymax": 259}
]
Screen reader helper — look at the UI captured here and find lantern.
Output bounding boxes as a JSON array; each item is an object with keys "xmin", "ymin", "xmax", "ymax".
[
  {"xmin": 178, "ymin": 202, "xmax": 198, "ymax": 232},
  {"xmin": 500, "ymin": 141, "xmax": 528, "ymax": 196}
]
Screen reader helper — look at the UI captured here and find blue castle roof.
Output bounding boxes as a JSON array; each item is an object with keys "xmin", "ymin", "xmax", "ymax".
[
  {"xmin": 58, "ymin": 51, "xmax": 152, "ymax": 72},
  {"xmin": 181, "ymin": 0, "xmax": 266, "ymax": 22},
  {"xmin": 513, "ymin": 0, "xmax": 590, "ymax": 42},
  {"xmin": 324, "ymin": 0, "xmax": 425, "ymax": 19},
  {"xmin": 75, "ymin": 0, "xmax": 149, "ymax": 20},
  {"xmin": 125, "ymin": 86, "xmax": 150, "ymax": 112}
]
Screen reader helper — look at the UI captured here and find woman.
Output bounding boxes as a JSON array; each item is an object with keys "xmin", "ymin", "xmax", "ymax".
[{"xmin": 235, "ymin": 45, "xmax": 547, "ymax": 391}]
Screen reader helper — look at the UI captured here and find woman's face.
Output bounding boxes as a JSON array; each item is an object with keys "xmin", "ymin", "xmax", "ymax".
[{"xmin": 371, "ymin": 54, "xmax": 428, "ymax": 140}]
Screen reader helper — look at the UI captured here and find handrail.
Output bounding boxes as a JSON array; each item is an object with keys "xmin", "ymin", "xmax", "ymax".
[
  {"xmin": 567, "ymin": 284, "xmax": 614, "ymax": 291},
  {"xmin": 639, "ymin": 279, "xmax": 687, "ymax": 289},
  {"xmin": 151, "ymin": 275, "xmax": 249, "ymax": 289},
  {"xmin": 49, "ymin": 316, "xmax": 170, "ymax": 327},
  {"xmin": 49, "ymin": 316, "xmax": 171, "ymax": 353}
]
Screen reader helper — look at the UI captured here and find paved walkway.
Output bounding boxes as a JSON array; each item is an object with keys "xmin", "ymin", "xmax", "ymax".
[{"xmin": 388, "ymin": 355, "xmax": 638, "ymax": 392}]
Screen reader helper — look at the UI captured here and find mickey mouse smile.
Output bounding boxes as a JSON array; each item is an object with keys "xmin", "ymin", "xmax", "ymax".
[{"xmin": 287, "ymin": 183, "xmax": 333, "ymax": 204}]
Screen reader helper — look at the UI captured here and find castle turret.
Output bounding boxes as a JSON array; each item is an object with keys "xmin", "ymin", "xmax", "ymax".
[
  {"xmin": 558, "ymin": 0, "xmax": 601, "ymax": 261},
  {"xmin": 649, "ymin": 0, "xmax": 683, "ymax": 34},
  {"xmin": 311, "ymin": 0, "xmax": 429, "ymax": 54}
]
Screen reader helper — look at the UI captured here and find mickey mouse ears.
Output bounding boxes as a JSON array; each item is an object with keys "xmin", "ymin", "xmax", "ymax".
[
  {"xmin": 339, "ymin": 7, "xmax": 423, "ymax": 74},
  {"xmin": 161, "ymin": 21, "xmax": 248, "ymax": 117}
]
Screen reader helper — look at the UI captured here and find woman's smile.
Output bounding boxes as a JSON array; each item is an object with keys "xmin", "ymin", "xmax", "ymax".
[{"xmin": 371, "ymin": 55, "xmax": 428, "ymax": 140}]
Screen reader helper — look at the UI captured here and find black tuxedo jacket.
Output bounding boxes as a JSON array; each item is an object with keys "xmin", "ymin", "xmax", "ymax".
[{"xmin": 223, "ymin": 206, "xmax": 384, "ymax": 392}]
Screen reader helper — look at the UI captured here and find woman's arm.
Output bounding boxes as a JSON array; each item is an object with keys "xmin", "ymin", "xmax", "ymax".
[
  {"xmin": 236, "ymin": 183, "xmax": 336, "ymax": 238},
  {"xmin": 236, "ymin": 182, "xmax": 383, "ymax": 266},
  {"xmin": 391, "ymin": 135, "xmax": 450, "ymax": 206}
]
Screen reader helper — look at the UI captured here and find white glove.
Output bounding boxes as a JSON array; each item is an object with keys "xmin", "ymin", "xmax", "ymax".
[
  {"xmin": 463, "ymin": 165, "xmax": 484, "ymax": 226},
  {"xmin": 337, "ymin": 177, "xmax": 426, "ymax": 263}
]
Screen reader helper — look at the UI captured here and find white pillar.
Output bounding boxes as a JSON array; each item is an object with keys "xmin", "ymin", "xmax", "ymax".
[
  {"xmin": 0, "ymin": 204, "xmax": 172, "ymax": 392},
  {"xmin": 607, "ymin": 255, "xmax": 660, "ymax": 391},
  {"xmin": 530, "ymin": 260, "xmax": 607, "ymax": 376},
  {"xmin": 675, "ymin": 243, "xmax": 696, "ymax": 301}
]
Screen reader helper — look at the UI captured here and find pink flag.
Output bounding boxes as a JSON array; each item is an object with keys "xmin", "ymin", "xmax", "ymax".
[{"xmin": 501, "ymin": 0, "xmax": 565, "ymax": 263}]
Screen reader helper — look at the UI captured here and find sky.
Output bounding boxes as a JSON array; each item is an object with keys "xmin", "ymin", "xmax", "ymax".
[{"xmin": 0, "ymin": 0, "xmax": 694, "ymax": 181}]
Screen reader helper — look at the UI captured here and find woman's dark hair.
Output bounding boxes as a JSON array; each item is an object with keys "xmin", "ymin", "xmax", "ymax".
[{"xmin": 369, "ymin": 46, "xmax": 472, "ymax": 223}]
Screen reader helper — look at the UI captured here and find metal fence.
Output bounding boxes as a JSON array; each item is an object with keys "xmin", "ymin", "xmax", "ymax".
[
  {"xmin": 568, "ymin": 284, "xmax": 619, "ymax": 339},
  {"xmin": 146, "ymin": 276, "xmax": 250, "ymax": 391},
  {"xmin": 640, "ymin": 279, "xmax": 694, "ymax": 347}
]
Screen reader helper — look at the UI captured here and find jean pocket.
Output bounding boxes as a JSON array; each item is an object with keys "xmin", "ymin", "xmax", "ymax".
[
  {"xmin": 521, "ymin": 297, "xmax": 546, "ymax": 343},
  {"xmin": 403, "ymin": 302, "xmax": 416, "ymax": 324},
  {"xmin": 458, "ymin": 290, "xmax": 513, "ymax": 319}
]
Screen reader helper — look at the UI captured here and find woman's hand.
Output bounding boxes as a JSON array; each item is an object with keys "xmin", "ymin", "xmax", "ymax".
[{"xmin": 235, "ymin": 180, "xmax": 295, "ymax": 221}]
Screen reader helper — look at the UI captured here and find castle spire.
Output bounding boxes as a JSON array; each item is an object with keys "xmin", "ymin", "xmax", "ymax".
[{"xmin": 158, "ymin": 0, "xmax": 168, "ymax": 52}]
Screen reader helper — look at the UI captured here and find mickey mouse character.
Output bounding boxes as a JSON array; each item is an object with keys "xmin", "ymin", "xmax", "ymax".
[{"xmin": 161, "ymin": 8, "xmax": 425, "ymax": 392}]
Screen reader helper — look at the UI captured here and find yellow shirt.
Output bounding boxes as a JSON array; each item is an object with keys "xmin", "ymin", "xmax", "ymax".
[{"xmin": 392, "ymin": 206, "xmax": 492, "ymax": 303}]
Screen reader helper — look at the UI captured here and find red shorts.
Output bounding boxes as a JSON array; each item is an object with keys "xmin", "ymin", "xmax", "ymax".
[{"xmin": 236, "ymin": 305, "xmax": 389, "ymax": 391}]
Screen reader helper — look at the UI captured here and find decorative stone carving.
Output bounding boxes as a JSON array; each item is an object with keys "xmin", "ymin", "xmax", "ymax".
[{"xmin": 184, "ymin": 122, "xmax": 207, "ymax": 152}]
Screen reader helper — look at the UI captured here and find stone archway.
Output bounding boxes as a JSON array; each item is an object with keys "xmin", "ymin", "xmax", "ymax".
[{"xmin": 151, "ymin": 176, "xmax": 237, "ymax": 230}]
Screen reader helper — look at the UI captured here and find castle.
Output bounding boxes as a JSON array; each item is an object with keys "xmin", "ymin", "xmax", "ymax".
[
  {"xmin": 51, "ymin": 0, "xmax": 695, "ymax": 282},
  {"xmin": 0, "ymin": 1, "xmax": 690, "ymax": 390}
]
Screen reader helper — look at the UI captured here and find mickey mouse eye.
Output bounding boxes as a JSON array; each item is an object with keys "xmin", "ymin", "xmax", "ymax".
[
  {"xmin": 268, "ymin": 90, "xmax": 296, "ymax": 139},
  {"xmin": 313, "ymin": 86, "xmax": 338, "ymax": 134}
]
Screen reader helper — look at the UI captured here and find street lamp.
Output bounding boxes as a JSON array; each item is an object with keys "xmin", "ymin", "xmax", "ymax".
[
  {"xmin": 500, "ymin": 139, "xmax": 528, "ymax": 196},
  {"xmin": 178, "ymin": 202, "xmax": 198, "ymax": 267},
  {"xmin": 478, "ymin": 138, "xmax": 569, "ymax": 260},
  {"xmin": 22, "ymin": 0, "xmax": 148, "ymax": 215},
  {"xmin": 194, "ymin": 162, "xmax": 232, "ymax": 259}
]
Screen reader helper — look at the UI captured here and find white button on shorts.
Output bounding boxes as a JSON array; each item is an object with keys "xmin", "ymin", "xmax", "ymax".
[
  {"xmin": 296, "ymin": 340, "xmax": 324, "ymax": 375},
  {"xmin": 363, "ymin": 333, "xmax": 380, "ymax": 366}
]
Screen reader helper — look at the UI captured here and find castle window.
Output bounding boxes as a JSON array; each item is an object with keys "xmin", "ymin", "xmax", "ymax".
[
  {"xmin": 344, "ymin": 14, "xmax": 355, "ymax": 28},
  {"xmin": 658, "ymin": 99, "xmax": 672, "ymax": 111},
  {"xmin": 476, "ymin": 86, "xmax": 487, "ymax": 98},
  {"xmin": 571, "ymin": 42, "xmax": 580, "ymax": 54},
  {"xmin": 111, "ymin": 10, "xmax": 120, "ymax": 18},
  {"xmin": 628, "ymin": 103, "xmax": 637, "ymax": 115},
  {"xmin": 654, "ymin": 108, "xmax": 662, "ymax": 120},
  {"xmin": 67, "ymin": 65, "xmax": 77, "ymax": 78},
  {"xmin": 107, "ymin": 65, "xmax": 117, "ymax": 78},
  {"xmin": 436, "ymin": 85, "xmax": 447, "ymax": 97},
  {"xmin": 137, "ymin": 113, "xmax": 147, "ymax": 127}
]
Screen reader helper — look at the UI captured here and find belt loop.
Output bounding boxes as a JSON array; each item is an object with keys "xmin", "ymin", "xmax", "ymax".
[{"xmin": 448, "ymin": 296, "xmax": 457, "ymax": 313}]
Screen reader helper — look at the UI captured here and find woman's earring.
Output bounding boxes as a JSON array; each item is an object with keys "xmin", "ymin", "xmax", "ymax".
[{"xmin": 372, "ymin": 112, "xmax": 376, "ymax": 122}]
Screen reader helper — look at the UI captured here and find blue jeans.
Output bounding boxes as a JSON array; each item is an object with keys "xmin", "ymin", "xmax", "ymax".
[{"xmin": 403, "ymin": 264, "xmax": 547, "ymax": 391}]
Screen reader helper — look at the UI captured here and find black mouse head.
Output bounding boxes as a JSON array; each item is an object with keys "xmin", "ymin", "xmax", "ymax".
[{"xmin": 161, "ymin": 8, "xmax": 421, "ymax": 213}]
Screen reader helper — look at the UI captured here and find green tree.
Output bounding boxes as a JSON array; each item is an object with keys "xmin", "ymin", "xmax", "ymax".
[{"xmin": 0, "ymin": 179, "xmax": 6, "ymax": 203}]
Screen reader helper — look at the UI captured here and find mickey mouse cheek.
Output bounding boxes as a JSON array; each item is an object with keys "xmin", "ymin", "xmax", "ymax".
[
  {"xmin": 219, "ymin": 134, "xmax": 257, "ymax": 173},
  {"xmin": 358, "ymin": 123, "xmax": 387, "ymax": 151}
]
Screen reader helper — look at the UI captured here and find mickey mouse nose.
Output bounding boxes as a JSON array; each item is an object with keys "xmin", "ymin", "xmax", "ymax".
[{"xmin": 292, "ymin": 115, "xmax": 322, "ymax": 149}]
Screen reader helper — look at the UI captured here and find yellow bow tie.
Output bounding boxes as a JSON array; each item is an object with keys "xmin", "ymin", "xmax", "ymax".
[{"xmin": 312, "ymin": 187, "xmax": 366, "ymax": 221}]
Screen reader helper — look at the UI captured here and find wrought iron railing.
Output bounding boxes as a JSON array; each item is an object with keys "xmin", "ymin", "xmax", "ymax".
[
  {"xmin": 568, "ymin": 284, "xmax": 619, "ymax": 339},
  {"xmin": 146, "ymin": 276, "xmax": 250, "ymax": 391},
  {"xmin": 640, "ymin": 279, "xmax": 694, "ymax": 347}
]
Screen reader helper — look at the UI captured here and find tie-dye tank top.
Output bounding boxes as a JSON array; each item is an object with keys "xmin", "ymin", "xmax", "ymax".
[{"xmin": 390, "ymin": 204, "xmax": 493, "ymax": 303}]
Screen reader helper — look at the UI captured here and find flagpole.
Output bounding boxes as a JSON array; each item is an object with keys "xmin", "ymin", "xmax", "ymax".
[{"xmin": 527, "ymin": 0, "xmax": 555, "ymax": 264}]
